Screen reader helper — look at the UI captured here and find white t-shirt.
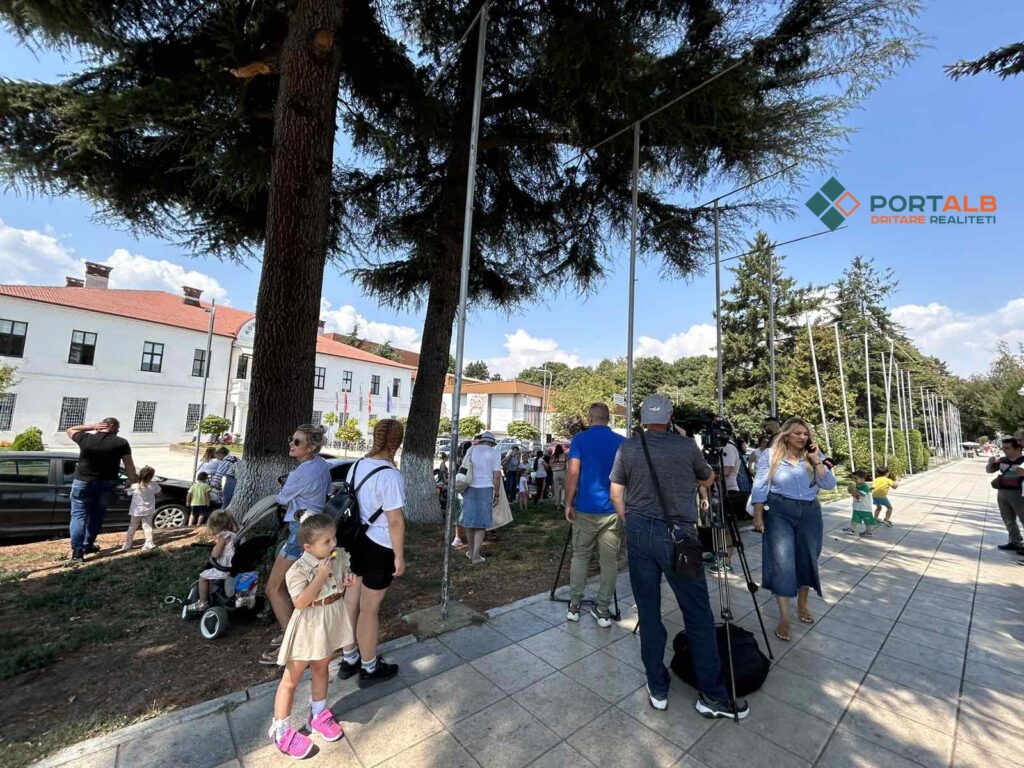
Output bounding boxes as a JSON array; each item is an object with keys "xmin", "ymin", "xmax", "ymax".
[
  {"xmin": 721, "ymin": 442, "xmax": 740, "ymax": 492},
  {"xmin": 467, "ymin": 445, "xmax": 503, "ymax": 488},
  {"xmin": 346, "ymin": 459, "xmax": 406, "ymax": 550},
  {"xmin": 518, "ymin": 476, "xmax": 529, "ymax": 494},
  {"xmin": 200, "ymin": 531, "xmax": 237, "ymax": 580},
  {"xmin": 530, "ymin": 455, "xmax": 548, "ymax": 478},
  {"xmin": 128, "ymin": 482, "xmax": 161, "ymax": 516}
]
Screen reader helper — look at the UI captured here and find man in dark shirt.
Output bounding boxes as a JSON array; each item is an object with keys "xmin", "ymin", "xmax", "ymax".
[
  {"xmin": 610, "ymin": 394, "xmax": 749, "ymax": 720},
  {"xmin": 66, "ymin": 418, "xmax": 136, "ymax": 561}
]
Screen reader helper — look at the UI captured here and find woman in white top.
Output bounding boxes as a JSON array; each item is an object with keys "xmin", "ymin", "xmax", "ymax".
[
  {"xmin": 461, "ymin": 431, "xmax": 503, "ymax": 564},
  {"xmin": 339, "ymin": 419, "xmax": 407, "ymax": 687}
]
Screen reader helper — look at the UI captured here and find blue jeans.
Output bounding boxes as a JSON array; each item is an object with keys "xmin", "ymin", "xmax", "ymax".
[
  {"xmin": 626, "ymin": 513, "xmax": 729, "ymax": 702},
  {"xmin": 222, "ymin": 476, "xmax": 237, "ymax": 508},
  {"xmin": 70, "ymin": 479, "xmax": 115, "ymax": 550},
  {"xmin": 762, "ymin": 492, "xmax": 823, "ymax": 598}
]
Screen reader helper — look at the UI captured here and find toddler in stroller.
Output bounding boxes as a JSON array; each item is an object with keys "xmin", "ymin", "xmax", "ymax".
[{"xmin": 184, "ymin": 510, "xmax": 237, "ymax": 615}]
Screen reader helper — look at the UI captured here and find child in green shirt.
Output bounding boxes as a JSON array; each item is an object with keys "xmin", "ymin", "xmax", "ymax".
[
  {"xmin": 187, "ymin": 471, "xmax": 212, "ymax": 527},
  {"xmin": 842, "ymin": 470, "xmax": 876, "ymax": 537}
]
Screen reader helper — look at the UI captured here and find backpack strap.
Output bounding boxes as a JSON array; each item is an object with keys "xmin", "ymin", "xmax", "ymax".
[{"xmin": 350, "ymin": 459, "xmax": 400, "ymax": 524}]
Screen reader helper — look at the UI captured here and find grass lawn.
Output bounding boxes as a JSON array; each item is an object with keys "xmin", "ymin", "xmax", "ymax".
[{"xmin": 0, "ymin": 498, "xmax": 589, "ymax": 767}]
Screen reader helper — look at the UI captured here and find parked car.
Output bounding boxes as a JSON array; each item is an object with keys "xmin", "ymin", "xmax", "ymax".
[{"xmin": 0, "ymin": 452, "xmax": 198, "ymax": 539}]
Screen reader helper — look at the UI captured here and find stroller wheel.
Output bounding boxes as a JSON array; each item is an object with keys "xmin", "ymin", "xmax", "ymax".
[{"xmin": 200, "ymin": 606, "xmax": 230, "ymax": 640}]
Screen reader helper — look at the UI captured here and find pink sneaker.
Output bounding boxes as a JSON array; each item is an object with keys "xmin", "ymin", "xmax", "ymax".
[
  {"xmin": 269, "ymin": 725, "xmax": 314, "ymax": 759},
  {"xmin": 309, "ymin": 708, "xmax": 344, "ymax": 742}
]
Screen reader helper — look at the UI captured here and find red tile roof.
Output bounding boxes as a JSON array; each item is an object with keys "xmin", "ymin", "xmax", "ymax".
[
  {"xmin": 0, "ymin": 285, "xmax": 413, "ymax": 368},
  {"xmin": 324, "ymin": 333, "xmax": 420, "ymax": 369}
]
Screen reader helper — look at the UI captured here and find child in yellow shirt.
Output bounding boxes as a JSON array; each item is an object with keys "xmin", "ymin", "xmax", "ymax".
[{"xmin": 872, "ymin": 467, "xmax": 899, "ymax": 527}]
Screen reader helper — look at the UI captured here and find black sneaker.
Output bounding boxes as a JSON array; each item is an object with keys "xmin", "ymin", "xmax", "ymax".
[
  {"xmin": 337, "ymin": 658, "xmax": 360, "ymax": 680},
  {"xmin": 997, "ymin": 542, "xmax": 1020, "ymax": 551},
  {"xmin": 71, "ymin": 548, "xmax": 85, "ymax": 562},
  {"xmin": 695, "ymin": 692, "xmax": 749, "ymax": 720},
  {"xmin": 358, "ymin": 660, "xmax": 398, "ymax": 689},
  {"xmin": 84, "ymin": 544, "xmax": 101, "ymax": 554}
]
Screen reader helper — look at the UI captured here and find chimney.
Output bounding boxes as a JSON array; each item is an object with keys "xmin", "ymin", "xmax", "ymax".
[
  {"xmin": 317, "ymin": 320, "xmax": 326, "ymax": 336},
  {"xmin": 65, "ymin": 277, "xmax": 85, "ymax": 288},
  {"xmin": 83, "ymin": 262, "xmax": 112, "ymax": 289},
  {"xmin": 182, "ymin": 286, "xmax": 203, "ymax": 307}
]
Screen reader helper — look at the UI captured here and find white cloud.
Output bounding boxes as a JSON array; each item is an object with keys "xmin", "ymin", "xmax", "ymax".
[
  {"xmin": 636, "ymin": 323, "xmax": 717, "ymax": 360},
  {"xmin": 487, "ymin": 329, "xmax": 582, "ymax": 378},
  {"xmin": 320, "ymin": 298, "xmax": 421, "ymax": 351},
  {"xmin": 892, "ymin": 299, "xmax": 1024, "ymax": 377},
  {"xmin": 0, "ymin": 218, "xmax": 78, "ymax": 281},
  {"xmin": 103, "ymin": 248, "xmax": 229, "ymax": 304}
]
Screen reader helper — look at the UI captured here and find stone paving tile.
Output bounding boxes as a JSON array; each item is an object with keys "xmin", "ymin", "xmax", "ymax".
[
  {"xmin": 838, "ymin": 696, "xmax": 952, "ymax": 767},
  {"xmin": 897, "ymin": 608, "xmax": 969, "ymax": 640},
  {"xmin": 816, "ymin": 728, "xmax": 931, "ymax": 768},
  {"xmin": 854, "ymin": 674, "xmax": 958, "ymax": 734},
  {"xmin": 450, "ymin": 698, "xmax": 560, "ymax": 768},
  {"xmin": 471, "ymin": 644, "xmax": 557, "ymax": 694},
  {"xmin": 53, "ymin": 748, "xmax": 117, "ymax": 768},
  {"xmin": 602, "ymin": 632, "xmax": 645, "ymax": 671},
  {"xmin": 242, "ymin": 739, "xmax": 362, "ymax": 768},
  {"xmin": 967, "ymin": 636, "xmax": 1024, "ymax": 677},
  {"xmin": 410, "ymin": 663, "xmax": 506, "ymax": 727},
  {"xmin": 791, "ymin": 631, "xmax": 879, "ymax": 672},
  {"xmin": 518, "ymin": 626, "xmax": 598, "ymax": 669},
  {"xmin": 523, "ymin": 598, "xmax": 575, "ymax": 625},
  {"xmin": 440, "ymin": 624, "xmax": 516, "ymax": 661},
  {"xmin": 119, "ymin": 711, "xmax": 237, "ymax": 768},
  {"xmin": 567, "ymin": 707, "xmax": 683, "ymax": 768},
  {"xmin": 737, "ymin": 692, "xmax": 834, "ymax": 762},
  {"xmin": 511, "ymin": 671, "xmax": 610, "ymax": 738},
  {"xmin": 343, "ymin": 688, "xmax": 445, "ymax": 768},
  {"xmin": 689, "ymin": 720, "xmax": 811, "ymax": 768},
  {"xmin": 615, "ymin": 684, "xmax": 715, "ymax": 750},
  {"xmin": 957, "ymin": 681, "xmax": 1021, "ymax": 731},
  {"xmin": 955, "ymin": 709, "xmax": 1024, "ymax": 764},
  {"xmin": 559, "ymin": 615, "xmax": 631, "ymax": 648},
  {"xmin": 963, "ymin": 658, "xmax": 1024, "ymax": 696},
  {"xmin": 487, "ymin": 608, "xmax": 556, "ymax": 642},
  {"xmin": 879, "ymin": 637, "xmax": 964, "ymax": 678},
  {"xmin": 756, "ymin": 665, "xmax": 853, "ymax": 725},
  {"xmin": 821, "ymin": 604, "xmax": 896, "ymax": 634},
  {"xmin": 376, "ymin": 732, "xmax": 479, "ymax": 768},
  {"xmin": 888, "ymin": 620, "xmax": 966, "ymax": 656},
  {"xmin": 953, "ymin": 740, "xmax": 1024, "ymax": 768},
  {"xmin": 383, "ymin": 637, "xmax": 464, "ymax": 686},
  {"xmin": 562, "ymin": 650, "xmax": 647, "ymax": 703},
  {"xmin": 527, "ymin": 742, "xmax": 595, "ymax": 768},
  {"xmin": 777, "ymin": 648, "xmax": 865, "ymax": 695},
  {"xmin": 810, "ymin": 616, "xmax": 886, "ymax": 652}
]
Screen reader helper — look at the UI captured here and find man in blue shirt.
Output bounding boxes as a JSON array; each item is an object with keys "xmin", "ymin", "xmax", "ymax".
[{"xmin": 564, "ymin": 402, "xmax": 625, "ymax": 627}]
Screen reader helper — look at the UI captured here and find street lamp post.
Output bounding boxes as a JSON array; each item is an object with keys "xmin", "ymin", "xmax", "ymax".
[{"xmin": 527, "ymin": 366, "xmax": 553, "ymax": 442}]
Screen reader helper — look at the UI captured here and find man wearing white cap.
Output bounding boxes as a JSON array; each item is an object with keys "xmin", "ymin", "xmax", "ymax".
[{"xmin": 609, "ymin": 394, "xmax": 749, "ymax": 720}]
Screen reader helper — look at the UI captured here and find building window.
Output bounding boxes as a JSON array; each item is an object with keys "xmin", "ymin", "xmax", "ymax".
[
  {"xmin": 133, "ymin": 401, "xmax": 157, "ymax": 433},
  {"xmin": 192, "ymin": 348, "xmax": 210, "ymax": 377},
  {"xmin": 311, "ymin": 410, "xmax": 322, "ymax": 426},
  {"xmin": 0, "ymin": 319, "xmax": 27, "ymax": 358},
  {"xmin": 58, "ymin": 397, "xmax": 89, "ymax": 431},
  {"xmin": 0, "ymin": 393, "xmax": 14, "ymax": 430},
  {"xmin": 392, "ymin": 378, "xmax": 401, "ymax": 398},
  {"xmin": 314, "ymin": 366, "xmax": 326, "ymax": 390},
  {"xmin": 141, "ymin": 341, "xmax": 164, "ymax": 373},
  {"xmin": 185, "ymin": 403, "xmax": 202, "ymax": 432},
  {"xmin": 370, "ymin": 375, "xmax": 380, "ymax": 396},
  {"xmin": 342, "ymin": 370, "xmax": 353, "ymax": 392},
  {"xmin": 68, "ymin": 330, "xmax": 97, "ymax": 365},
  {"xmin": 236, "ymin": 354, "xmax": 250, "ymax": 380}
]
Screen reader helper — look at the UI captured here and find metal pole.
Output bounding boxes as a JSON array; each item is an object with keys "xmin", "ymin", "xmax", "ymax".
[
  {"xmin": 192, "ymin": 299, "xmax": 216, "ymax": 479},
  {"xmin": 442, "ymin": 3, "xmax": 488, "ymax": 621},
  {"xmin": 768, "ymin": 248, "xmax": 777, "ymax": 416},
  {"xmin": 887, "ymin": 342, "xmax": 896, "ymax": 455},
  {"xmin": 807, "ymin": 320, "xmax": 830, "ymax": 454},
  {"xmin": 834, "ymin": 324, "xmax": 854, "ymax": 471},
  {"xmin": 714, "ymin": 199, "xmax": 723, "ymax": 418},
  {"xmin": 901, "ymin": 370, "xmax": 913, "ymax": 473},
  {"xmin": 625, "ymin": 121, "xmax": 640, "ymax": 434},
  {"xmin": 881, "ymin": 353, "xmax": 891, "ymax": 460},
  {"xmin": 919, "ymin": 386, "xmax": 928, "ymax": 455},
  {"xmin": 864, "ymin": 332, "xmax": 876, "ymax": 477}
]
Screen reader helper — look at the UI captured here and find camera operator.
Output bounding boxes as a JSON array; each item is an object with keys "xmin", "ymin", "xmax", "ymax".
[{"xmin": 610, "ymin": 394, "xmax": 749, "ymax": 720}]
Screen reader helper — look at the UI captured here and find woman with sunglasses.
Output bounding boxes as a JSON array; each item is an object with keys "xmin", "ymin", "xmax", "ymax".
[{"xmin": 260, "ymin": 424, "xmax": 333, "ymax": 665}]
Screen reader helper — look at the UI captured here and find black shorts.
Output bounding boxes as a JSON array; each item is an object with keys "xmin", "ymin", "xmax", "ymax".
[{"xmin": 350, "ymin": 534, "xmax": 396, "ymax": 590}]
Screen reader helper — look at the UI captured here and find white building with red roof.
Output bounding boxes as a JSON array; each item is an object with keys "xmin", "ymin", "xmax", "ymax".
[{"xmin": 0, "ymin": 262, "xmax": 414, "ymax": 446}]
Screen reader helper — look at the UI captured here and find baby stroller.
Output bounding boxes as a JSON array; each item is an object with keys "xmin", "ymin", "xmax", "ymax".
[{"xmin": 181, "ymin": 494, "xmax": 282, "ymax": 640}]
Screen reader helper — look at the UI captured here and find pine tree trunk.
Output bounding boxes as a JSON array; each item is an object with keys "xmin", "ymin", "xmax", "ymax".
[{"xmin": 230, "ymin": 0, "xmax": 346, "ymax": 513}]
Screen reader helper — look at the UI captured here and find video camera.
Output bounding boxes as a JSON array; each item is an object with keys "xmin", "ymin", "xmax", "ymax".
[{"xmin": 678, "ymin": 411, "xmax": 734, "ymax": 453}]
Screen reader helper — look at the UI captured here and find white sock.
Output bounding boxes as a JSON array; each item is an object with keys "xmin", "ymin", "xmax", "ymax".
[
  {"xmin": 310, "ymin": 698, "xmax": 327, "ymax": 716},
  {"xmin": 361, "ymin": 656, "xmax": 378, "ymax": 673},
  {"xmin": 343, "ymin": 649, "xmax": 360, "ymax": 665},
  {"xmin": 272, "ymin": 718, "xmax": 289, "ymax": 740}
]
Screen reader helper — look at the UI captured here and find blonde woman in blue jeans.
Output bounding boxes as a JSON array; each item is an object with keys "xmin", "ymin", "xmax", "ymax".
[{"xmin": 751, "ymin": 417, "xmax": 836, "ymax": 642}]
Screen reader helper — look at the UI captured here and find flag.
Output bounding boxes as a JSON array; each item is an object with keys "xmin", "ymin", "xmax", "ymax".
[
  {"xmin": 387, "ymin": 388, "xmax": 392, "ymax": 413},
  {"xmin": 359, "ymin": 385, "xmax": 364, "ymax": 413},
  {"xmin": 335, "ymin": 391, "xmax": 339, "ymax": 411}
]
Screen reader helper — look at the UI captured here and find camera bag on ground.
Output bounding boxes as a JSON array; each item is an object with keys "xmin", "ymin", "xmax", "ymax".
[
  {"xmin": 326, "ymin": 459, "xmax": 393, "ymax": 552},
  {"xmin": 670, "ymin": 624, "xmax": 770, "ymax": 697}
]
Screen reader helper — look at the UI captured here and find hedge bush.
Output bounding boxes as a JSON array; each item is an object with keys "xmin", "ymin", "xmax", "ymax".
[
  {"xmin": 828, "ymin": 425, "xmax": 927, "ymax": 478},
  {"xmin": 12, "ymin": 426, "xmax": 43, "ymax": 451}
]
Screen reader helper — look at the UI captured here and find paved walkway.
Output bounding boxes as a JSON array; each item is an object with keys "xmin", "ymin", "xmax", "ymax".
[{"xmin": 37, "ymin": 459, "xmax": 1023, "ymax": 768}]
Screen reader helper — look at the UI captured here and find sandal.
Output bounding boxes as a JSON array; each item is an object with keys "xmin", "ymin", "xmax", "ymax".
[
  {"xmin": 798, "ymin": 612, "xmax": 815, "ymax": 624},
  {"xmin": 774, "ymin": 626, "xmax": 791, "ymax": 642},
  {"xmin": 270, "ymin": 633, "xmax": 285, "ymax": 647}
]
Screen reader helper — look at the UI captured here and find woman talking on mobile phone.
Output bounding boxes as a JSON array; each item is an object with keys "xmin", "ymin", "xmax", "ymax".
[{"xmin": 750, "ymin": 417, "xmax": 836, "ymax": 642}]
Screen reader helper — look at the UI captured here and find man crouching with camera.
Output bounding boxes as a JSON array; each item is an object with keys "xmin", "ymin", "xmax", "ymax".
[{"xmin": 609, "ymin": 394, "xmax": 749, "ymax": 719}]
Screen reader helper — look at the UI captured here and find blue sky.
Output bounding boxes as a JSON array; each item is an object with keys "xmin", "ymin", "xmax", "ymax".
[{"xmin": 1, "ymin": 2, "xmax": 1022, "ymax": 378}]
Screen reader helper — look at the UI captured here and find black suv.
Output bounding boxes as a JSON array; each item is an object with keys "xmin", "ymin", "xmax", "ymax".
[{"xmin": 0, "ymin": 452, "xmax": 196, "ymax": 539}]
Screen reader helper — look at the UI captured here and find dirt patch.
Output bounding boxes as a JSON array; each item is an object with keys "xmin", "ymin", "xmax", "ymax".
[{"xmin": 0, "ymin": 500, "xmax": 605, "ymax": 766}]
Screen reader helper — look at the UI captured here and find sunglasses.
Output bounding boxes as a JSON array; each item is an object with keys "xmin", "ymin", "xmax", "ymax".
[{"xmin": 290, "ymin": 438, "xmax": 307, "ymax": 446}]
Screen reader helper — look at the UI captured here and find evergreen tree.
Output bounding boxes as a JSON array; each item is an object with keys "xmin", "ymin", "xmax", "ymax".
[
  {"xmin": 463, "ymin": 360, "xmax": 491, "ymax": 380},
  {"xmin": 374, "ymin": 341, "xmax": 401, "ymax": 362}
]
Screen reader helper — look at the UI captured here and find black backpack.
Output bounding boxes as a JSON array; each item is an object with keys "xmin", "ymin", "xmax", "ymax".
[
  {"xmin": 671, "ymin": 624, "xmax": 769, "ymax": 697},
  {"xmin": 325, "ymin": 459, "xmax": 395, "ymax": 552}
]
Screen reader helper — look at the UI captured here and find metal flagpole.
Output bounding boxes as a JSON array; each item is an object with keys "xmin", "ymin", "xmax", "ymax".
[
  {"xmin": 864, "ymin": 332, "xmax": 876, "ymax": 477},
  {"xmin": 625, "ymin": 121, "xmax": 640, "ymax": 433},
  {"xmin": 714, "ymin": 199, "xmax": 724, "ymax": 418},
  {"xmin": 768, "ymin": 248, "xmax": 777, "ymax": 416},
  {"xmin": 887, "ymin": 342, "xmax": 897, "ymax": 456},
  {"xmin": 919, "ymin": 386, "xmax": 929, "ymax": 454},
  {"xmin": 881, "ymin": 353, "xmax": 891, "ymax": 460},
  {"xmin": 441, "ymin": 2, "xmax": 488, "ymax": 621},
  {"xmin": 901, "ymin": 370, "xmax": 914, "ymax": 473},
  {"xmin": 806, "ymin": 320, "xmax": 830, "ymax": 454},
  {"xmin": 192, "ymin": 299, "xmax": 216, "ymax": 479},
  {"xmin": 834, "ymin": 325, "xmax": 854, "ymax": 471},
  {"xmin": 896, "ymin": 363, "xmax": 912, "ymax": 474}
]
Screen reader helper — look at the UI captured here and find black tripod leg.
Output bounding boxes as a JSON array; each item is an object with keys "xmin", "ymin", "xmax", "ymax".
[
  {"xmin": 727, "ymin": 514, "xmax": 774, "ymax": 660},
  {"xmin": 549, "ymin": 523, "xmax": 573, "ymax": 601}
]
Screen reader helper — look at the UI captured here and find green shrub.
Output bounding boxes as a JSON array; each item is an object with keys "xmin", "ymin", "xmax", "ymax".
[
  {"xmin": 830, "ymin": 426, "xmax": 927, "ymax": 478},
  {"xmin": 11, "ymin": 426, "xmax": 43, "ymax": 451}
]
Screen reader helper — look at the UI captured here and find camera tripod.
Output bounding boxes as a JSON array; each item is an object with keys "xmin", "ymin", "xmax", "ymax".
[{"xmin": 549, "ymin": 522, "xmax": 621, "ymax": 621}]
